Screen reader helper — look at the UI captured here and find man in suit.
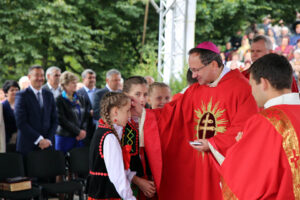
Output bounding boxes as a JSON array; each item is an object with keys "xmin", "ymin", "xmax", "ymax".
[
  {"xmin": 92, "ymin": 69, "xmax": 122, "ymax": 121},
  {"xmin": 15, "ymin": 65, "xmax": 58, "ymax": 155},
  {"xmin": 77, "ymin": 69, "xmax": 98, "ymax": 145},
  {"xmin": 42, "ymin": 66, "xmax": 62, "ymax": 99},
  {"xmin": 77, "ymin": 69, "xmax": 97, "ymax": 109}
]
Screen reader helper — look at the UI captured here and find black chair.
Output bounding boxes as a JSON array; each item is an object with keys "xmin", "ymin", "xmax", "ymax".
[
  {"xmin": 68, "ymin": 147, "xmax": 89, "ymax": 179},
  {"xmin": 68, "ymin": 147, "xmax": 89, "ymax": 196},
  {"xmin": 0, "ymin": 152, "xmax": 41, "ymax": 200},
  {"xmin": 26, "ymin": 149, "xmax": 84, "ymax": 200},
  {"xmin": 6, "ymin": 143, "xmax": 16, "ymax": 153}
]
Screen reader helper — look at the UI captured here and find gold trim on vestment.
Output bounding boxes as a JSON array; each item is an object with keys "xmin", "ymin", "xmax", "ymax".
[
  {"xmin": 261, "ymin": 107, "xmax": 300, "ymax": 199},
  {"xmin": 221, "ymin": 176, "xmax": 238, "ymax": 200}
]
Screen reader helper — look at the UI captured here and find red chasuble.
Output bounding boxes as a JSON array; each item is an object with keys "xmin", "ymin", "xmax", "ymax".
[
  {"xmin": 143, "ymin": 69, "xmax": 258, "ymax": 200},
  {"xmin": 221, "ymin": 105, "xmax": 300, "ymax": 200}
]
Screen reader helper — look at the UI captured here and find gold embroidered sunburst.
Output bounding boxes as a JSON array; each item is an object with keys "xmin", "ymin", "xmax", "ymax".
[{"xmin": 194, "ymin": 98, "xmax": 228, "ymax": 140}]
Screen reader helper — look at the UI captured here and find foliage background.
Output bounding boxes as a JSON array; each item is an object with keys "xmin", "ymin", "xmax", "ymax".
[{"xmin": 0, "ymin": 0, "xmax": 299, "ymax": 93}]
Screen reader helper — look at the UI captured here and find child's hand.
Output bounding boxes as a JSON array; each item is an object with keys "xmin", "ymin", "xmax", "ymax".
[{"xmin": 132, "ymin": 176, "xmax": 156, "ymax": 198}]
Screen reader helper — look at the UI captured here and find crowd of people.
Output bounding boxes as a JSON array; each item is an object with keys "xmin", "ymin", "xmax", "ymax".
[
  {"xmin": 0, "ymin": 63, "xmax": 173, "ymax": 199},
  {"xmin": 0, "ymin": 18, "xmax": 299, "ymax": 200},
  {"xmin": 221, "ymin": 19, "xmax": 300, "ymax": 89}
]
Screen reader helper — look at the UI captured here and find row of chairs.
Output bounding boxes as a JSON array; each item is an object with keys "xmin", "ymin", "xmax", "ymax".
[{"xmin": 0, "ymin": 147, "xmax": 89, "ymax": 200}]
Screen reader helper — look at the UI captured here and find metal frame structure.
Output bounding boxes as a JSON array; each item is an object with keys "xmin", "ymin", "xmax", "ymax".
[{"xmin": 150, "ymin": 0, "xmax": 196, "ymax": 84}]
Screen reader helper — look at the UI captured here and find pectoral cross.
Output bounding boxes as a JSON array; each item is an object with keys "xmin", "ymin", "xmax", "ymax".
[{"xmin": 199, "ymin": 113, "xmax": 215, "ymax": 139}]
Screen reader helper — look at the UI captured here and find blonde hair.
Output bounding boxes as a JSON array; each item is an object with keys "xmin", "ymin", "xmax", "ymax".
[
  {"xmin": 60, "ymin": 71, "xmax": 79, "ymax": 90},
  {"xmin": 100, "ymin": 92, "xmax": 130, "ymax": 144},
  {"xmin": 148, "ymin": 82, "xmax": 170, "ymax": 96}
]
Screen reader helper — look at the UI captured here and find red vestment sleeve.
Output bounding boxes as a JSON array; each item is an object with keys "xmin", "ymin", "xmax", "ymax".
[
  {"xmin": 144, "ymin": 109, "xmax": 163, "ymax": 192},
  {"xmin": 221, "ymin": 114, "xmax": 295, "ymax": 200},
  {"xmin": 171, "ymin": 93, "xmax": 183, "ymax": 101}
]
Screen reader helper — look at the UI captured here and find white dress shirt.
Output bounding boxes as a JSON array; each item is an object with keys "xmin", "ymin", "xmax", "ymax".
[
  {"xmin": 103, "ymin": 124, "xmax": 136, "ymax": 200},
  {"xmin": 47, "ymin": 82, "xmax": 61, "ymax": 99},
  {"xmin": 83, "ymin": 86, "xmax": 96, "ymax": 106}
]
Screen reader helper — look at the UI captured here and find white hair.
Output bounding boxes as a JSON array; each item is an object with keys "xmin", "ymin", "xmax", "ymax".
[
  {"xmin": 18, "ymin": 76, "xmax": 30, "ymax": 90},
  {"xmin": 45, "ymin": 66, "xmax": 61, "ymax": 80},
  {"xmin": 106, "ymin": 69, "xmax": 121, "ymax": 79},
  {"xmin": 253, "ymin": 35, "xmax": 273, "ymax": 50}
]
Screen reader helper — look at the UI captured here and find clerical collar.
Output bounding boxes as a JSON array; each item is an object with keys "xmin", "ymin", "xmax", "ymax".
[
  {"xmin": 207, "ymin": 66, "xmax": 231, "ymax": 87},
  {"xmin": 264, "ymin": 93, "xmax": 300, "ymax": 108},
  {"xmin": 113, "ymin": 123, "xmax": 123, "ymax": 140}
]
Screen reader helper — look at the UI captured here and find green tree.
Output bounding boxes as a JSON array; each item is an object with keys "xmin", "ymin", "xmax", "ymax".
[
  {"xmin": 67, "ymin": 0, "xmax": 159, "ymax": 86},
  {"xmin": 195, "ymin": 0, "xmax": 300, "ymax": 45},
  {"xmin": 0, "ymin": 0, "xmax": 299, "ymax": 89},
  {"xmin": 0, "ymin": 0, "xmax": 105, "ymax": 84}
]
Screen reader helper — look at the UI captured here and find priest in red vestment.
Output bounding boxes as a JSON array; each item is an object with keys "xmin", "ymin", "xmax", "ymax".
[
  {"xmin": 136, "ymin": 42, "xmax": 259, "ymax": 200},
  {"xmin": 219, "ymin": 53, "xmax": 300, "ymax": 199}
]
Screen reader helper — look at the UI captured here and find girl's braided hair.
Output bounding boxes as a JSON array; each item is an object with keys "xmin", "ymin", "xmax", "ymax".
[{"xmin": 100, "ymin": 92, "xmax": 130, "ymax": 145}]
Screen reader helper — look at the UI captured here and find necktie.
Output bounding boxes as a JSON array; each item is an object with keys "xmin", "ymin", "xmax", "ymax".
[{"xmin": 37, "ymin": 91, "xmax": 43, "ymax": 108}]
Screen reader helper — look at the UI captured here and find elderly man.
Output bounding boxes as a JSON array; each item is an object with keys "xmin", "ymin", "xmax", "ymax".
[
  {"xmin": 248, "ymin": 35, "xmax": 299, "ymax": 92},
  {"xmin": 220, "ymin": 54, "xmax": 300, "ymax": 199},
  {"xmin": 133, "ymin": 42, "xmax": 258, "ymax": 200},
  {"xmin": 92, "ymin": 69, "xmax": 122, "ymax": 121},
  {"xmin": 77, "ymin": 69, "xmax": 98, "ymax": 145},
  {"xmin": 42, "ymin": 66, "xmax": 62, "ymax": 98}
]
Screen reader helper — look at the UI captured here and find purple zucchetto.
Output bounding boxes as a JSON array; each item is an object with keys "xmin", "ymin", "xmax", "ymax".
[{"xmin": 196, "ymin": 41, "xmax": 220, "ymax": 54}]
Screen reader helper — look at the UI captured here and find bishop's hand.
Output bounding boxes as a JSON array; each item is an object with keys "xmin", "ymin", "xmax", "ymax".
[{"xmin": 190, "ymin": 139, "xmax": 209, "ymax": 152}]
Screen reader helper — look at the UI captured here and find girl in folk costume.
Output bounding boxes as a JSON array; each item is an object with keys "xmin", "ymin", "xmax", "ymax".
[
  {"xmin": 122, "ymin": 76, "xmax": 157, "ymax": 199},
  {"xmin": 87, "ymin": 92, "xmax": 136, "ymax": 200}
]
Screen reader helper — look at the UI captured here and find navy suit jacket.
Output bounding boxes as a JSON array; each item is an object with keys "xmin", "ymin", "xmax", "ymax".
[
  {"xmin": 76, "ymin": 88, "xmax": 93, "ymax": 110},
  {"xmin": 92, "ymin": 87, "xmax": 110, "ymax": 121},
  {"xmin": 76, "ymin": 87, "xmax": 99, "ymax": 145},
  {"xmin": 14, "ymin": 87, "xmax": 58, "ymax": 154}
]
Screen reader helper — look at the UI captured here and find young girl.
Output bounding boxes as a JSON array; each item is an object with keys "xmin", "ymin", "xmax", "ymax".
[
  {"xmin": 87, "ymin": 92, "xmax": 136, "ymax": 200},
  {"xmin": 123, "ymin": 76, "xmax": 156, "ymax": 199}
]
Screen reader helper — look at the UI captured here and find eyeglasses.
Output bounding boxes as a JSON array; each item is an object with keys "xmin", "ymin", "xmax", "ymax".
[{"xmin": 189, "ymin": 64, "xmax": 210, "ymax": 73}]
